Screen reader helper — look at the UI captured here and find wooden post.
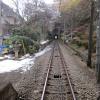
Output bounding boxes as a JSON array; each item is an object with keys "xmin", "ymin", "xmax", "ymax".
[
  {"xmin": 14, "ymin": 42, "xmax": 20, "ymax": 59},
  {"xmin": 87, "ymin": 1, "xmax": 94, "ymax": 67},
  {"xmin": 15, "ymin": 50, "xmax": 19, "ymax": 58}
]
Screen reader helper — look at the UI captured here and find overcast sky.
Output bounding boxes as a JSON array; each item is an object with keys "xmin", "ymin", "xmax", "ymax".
[{"xmin": 2, "ymin": 0, "xmax": 54, "ymax": 8}]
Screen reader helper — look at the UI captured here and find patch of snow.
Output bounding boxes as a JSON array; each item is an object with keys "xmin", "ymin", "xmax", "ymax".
[
  {"xmin": 40, "ymin": 40, "xmax": 49, "ymax": 45},
  {"xmin": 0, "ymin": 56, "xmax": 5, "ymax": 60},
  {"xmin": 0, "ymin": 55, "xmax": 13, "ymax": 60},
  {"xmin": 0, "ymin": 46, "xmax": 51, "ymax": 73},
  {"xmin": 4, "ymin": 55, "xmax": 13, "ymax": 59},
  {"xmin": 20, "ymin": 54, "xmax": 30, "ymax": 60},
  {"xmin": 35, "ymin": 46, "xmax": 51, "ymax": 57},
  {"xmin": 0, "ymin": 60, "xmax": 21, "ymax": 73}
]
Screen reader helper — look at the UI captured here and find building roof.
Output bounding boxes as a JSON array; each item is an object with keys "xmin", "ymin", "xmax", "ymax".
[
  {"xmin": 0, "ymin": 1, "xmax": 24, "ymax": 24},
  {"xmin": 1, "ymin": 1, "xmax": 16, "ymax": 17}
]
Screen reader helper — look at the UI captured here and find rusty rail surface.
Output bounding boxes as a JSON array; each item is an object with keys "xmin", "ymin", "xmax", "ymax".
[
  {"xmin": 41, "ymin": 42, "xmax": 55, "ymax": 100},
  {"xmin": 40, "ymin": 41, "xmax": 77, "ymax": 100},
  {"xmin": 58, "ymin": 43, "xmax": 77, "ymax": 100}
]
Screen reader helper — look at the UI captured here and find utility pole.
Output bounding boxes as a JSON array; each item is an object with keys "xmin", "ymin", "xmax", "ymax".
[
  {"xmin": 63, "ymin": 16, "xmax": 66, "ymax": 42},
  {"xmin": 87, "ymin": 0, "xmax": 94, "ymax": 67},
  {"xmin": 0, "ymin": 0, "xmax": 2, "ymax": 35},
  {"xmin": 71, "ymin": 12, "xmax": 73, "ymax": 40},
  {"xmin": 59, "ymin": 0, "xmax": 62, "ymax": 39},
  {"xmin": 96, "ymin": 1, "xmax": 100, "ymax": 99},
  {"xmin": 96, "ymin": 0, "xmax": 100, "ymax": 83},
  {"xmin": 0, "ymin": 0, "xmax": 2, "ymax": 45}
]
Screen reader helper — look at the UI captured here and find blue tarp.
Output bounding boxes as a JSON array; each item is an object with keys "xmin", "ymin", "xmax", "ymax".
[{"xmin": 0, "ymin": 45, "xmax": 9, "ymax": 53}]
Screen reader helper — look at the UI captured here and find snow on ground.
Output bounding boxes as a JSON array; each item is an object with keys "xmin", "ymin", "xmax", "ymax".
[
  {"xmin": 0, "ymin": 55, "xmax": 13, "ymax": 60},
  {"xmin": 40, "ymin": 40, "xmax": 49, "ymax": 45},
  {"xmin": 0, "ymin": 46, "xmax": 51, "ymax": 73},
  {"xmin": 0, "ymin": 57, "xmax": 5, "ymax": 60}
]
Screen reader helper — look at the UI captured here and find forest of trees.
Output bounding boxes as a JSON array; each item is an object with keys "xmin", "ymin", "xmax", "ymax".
[
  {"xmin": 4, "ymin": 0, "xmax": 98, "ymax": 58},
  {"xmin": 4, "ymin": 0, "xmax": 58, "ymax": 56},
  {"xmin": 54, "ymin": 0, "xmax": 97, "ymax": 68}
]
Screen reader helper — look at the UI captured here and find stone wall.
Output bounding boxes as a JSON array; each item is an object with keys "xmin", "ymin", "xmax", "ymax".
[{"xmin": 0, "ymin": 83, "xmax": 18, "ymax": 100}]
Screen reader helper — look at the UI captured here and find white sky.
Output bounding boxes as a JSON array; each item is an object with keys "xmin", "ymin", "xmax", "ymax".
[
  {"xmin": 44, "ymin": 0, "xmax": 54, "ymax": 4},
  {"xmin": 3, "ymin": 0, "xmax": 15, "ymax": 8},
  {"xmin": 2, "ymin": 0, "xmax": 54, "ymax": 9}
]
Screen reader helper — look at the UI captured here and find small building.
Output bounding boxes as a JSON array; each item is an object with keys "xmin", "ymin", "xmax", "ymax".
[{"xmin": 0, "ymin": 1, "xmax": 22, "ymax": 45}]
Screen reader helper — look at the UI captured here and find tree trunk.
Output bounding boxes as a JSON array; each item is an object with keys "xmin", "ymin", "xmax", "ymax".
[{"xmin": 22, "ymin": 40, "xmax": 26, "ymax": 55}]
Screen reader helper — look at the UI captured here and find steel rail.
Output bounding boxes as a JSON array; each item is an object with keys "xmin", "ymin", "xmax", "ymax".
[
  {"xmin": 40, "ymin": 43, "xmax": 55, "ymax": 100},
  {"xmin": 58, "ymin": 43, "xmax": 77, "ymax": 100},
  {"xmin": 40, "ymin": 41, "xmax": 77, "ymax": 100}
]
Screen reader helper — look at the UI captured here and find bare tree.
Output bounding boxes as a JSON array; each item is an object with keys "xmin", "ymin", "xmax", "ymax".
[
  {"xmin": 23, "ymin": 0, "xmax": 54, "ymax": 40},
  {"xmin": 12, "ymin": 0, "xmax": 20, "ymax": 15}
]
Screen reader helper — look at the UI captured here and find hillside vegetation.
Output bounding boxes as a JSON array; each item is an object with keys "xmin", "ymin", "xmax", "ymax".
[{"xmin": 58, "ymin": 0, "xmax": 96, "ymax": 60}]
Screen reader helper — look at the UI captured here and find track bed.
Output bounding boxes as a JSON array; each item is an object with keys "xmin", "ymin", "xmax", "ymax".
[{"xmin": 41, "ymin": 41, "xmax": 77, "ymax": 100}]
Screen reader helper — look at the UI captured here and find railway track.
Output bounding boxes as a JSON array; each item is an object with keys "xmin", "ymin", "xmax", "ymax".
[{"xmin": 41, "ymin": 41, "xmax": 77, "ymax": 100}]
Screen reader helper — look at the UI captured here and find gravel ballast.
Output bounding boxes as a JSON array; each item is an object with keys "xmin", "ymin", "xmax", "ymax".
[{"xmin": 59, "ymin": 42, "xmax": 97, "ymax": 100}]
